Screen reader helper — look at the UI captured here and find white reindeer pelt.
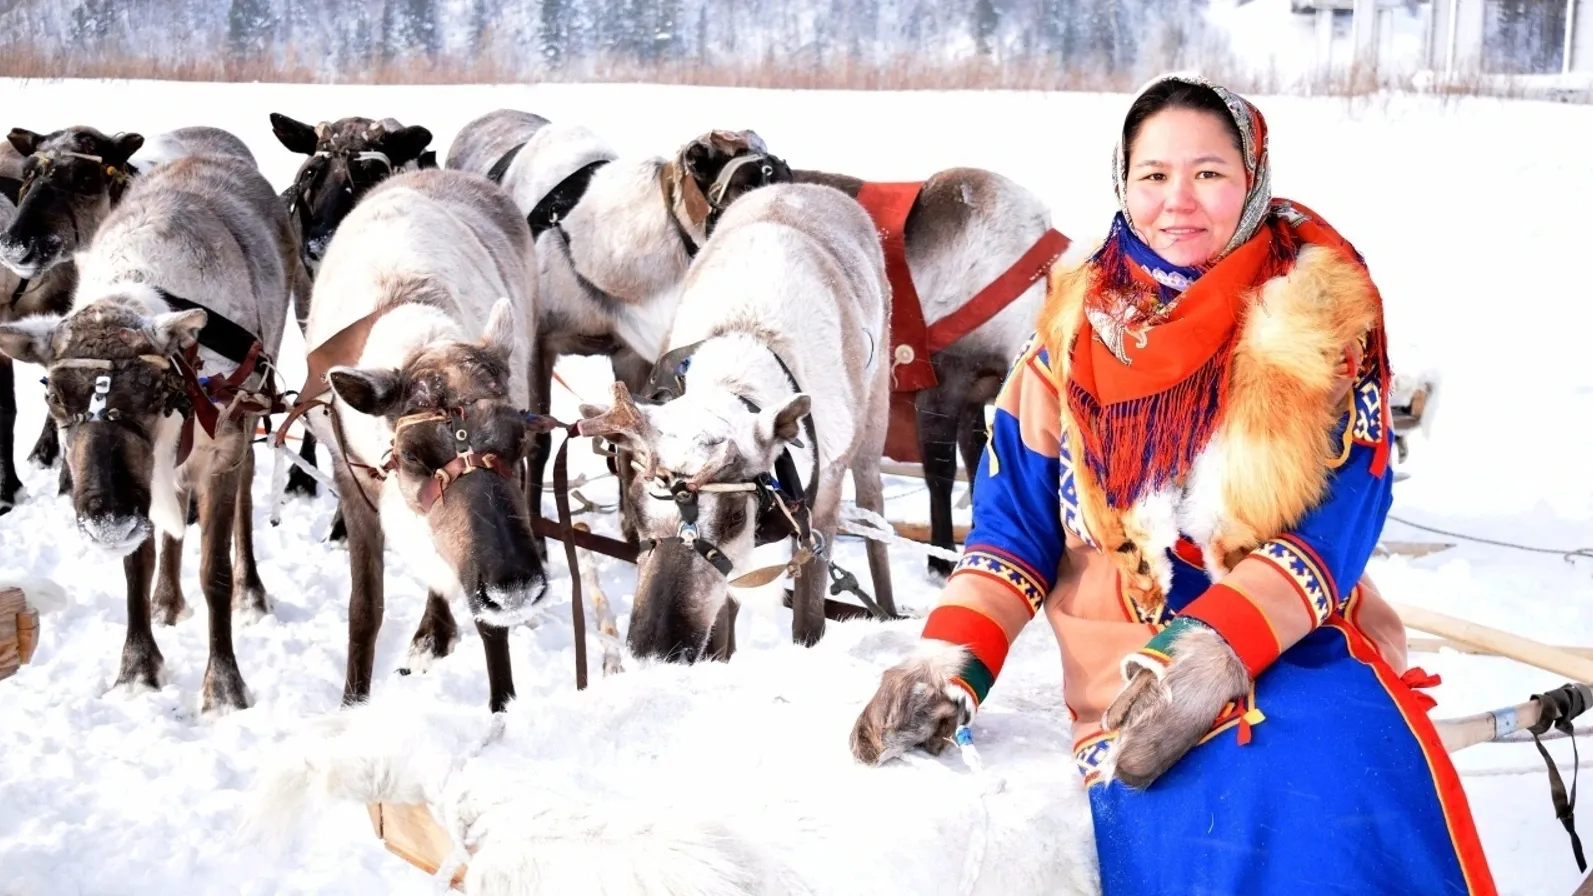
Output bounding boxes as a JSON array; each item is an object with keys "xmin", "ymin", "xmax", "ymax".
[{"xmin": 240, "ymin": 622, "xmax": 1103, "ymax": 896}]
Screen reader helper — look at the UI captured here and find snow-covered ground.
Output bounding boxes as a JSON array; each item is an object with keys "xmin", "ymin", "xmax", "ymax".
[{"xmin": 0, "ymin": 78, "xmax": 1589, "ymax": 895}]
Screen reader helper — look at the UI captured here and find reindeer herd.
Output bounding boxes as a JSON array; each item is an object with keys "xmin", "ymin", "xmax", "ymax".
[{"xmin": 0, "ymin": 108, "xmax": 1070, "ymax": 716}]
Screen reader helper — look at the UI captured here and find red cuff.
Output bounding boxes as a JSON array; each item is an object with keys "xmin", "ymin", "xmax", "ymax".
[{"xmin": 1180, "ymin": 583, "xmax": 1282, "ymax": 679}]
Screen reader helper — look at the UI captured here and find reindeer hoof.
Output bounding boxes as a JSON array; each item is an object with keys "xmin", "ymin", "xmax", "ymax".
[
  {"xmin": 112, "ymin": 643, "xmax": 167, "ymax": 696},
  {"xmin": 399, "ymin": 630, "xmax": 458, "ymax": 675},
  {"xmin": 232, "ymin": 588, "xmax": 273, "ymax": 625},
  {"xmin": 201, "ymin": 663, "xmax": 253, "ymax": 716},
  {"xmin": 152, "ymin": 595, "xmax": 192, "ymax": 627},
  {"xmin": 284, "ymin": 465, "xmax": 319, "ymax": 498}
]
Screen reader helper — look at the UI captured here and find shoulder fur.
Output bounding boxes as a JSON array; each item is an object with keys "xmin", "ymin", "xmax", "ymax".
[{"xmin": 1211, "ymin": 243, "xmax": 1381, "ymax": 565}]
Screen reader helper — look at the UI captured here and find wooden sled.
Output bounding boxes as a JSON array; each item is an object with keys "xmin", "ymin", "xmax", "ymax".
[{"xmin": 0, "ymin": 587, "xmax": 39, "ymax": 682}]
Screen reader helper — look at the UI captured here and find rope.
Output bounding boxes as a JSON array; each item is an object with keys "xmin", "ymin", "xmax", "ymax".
[
  {"xmin": 951, "ymin": 726, "xmax": 1004, "ymax": 896},
  {"xmin": 1386, "ymin": 513, "xmax": 1593, "ymax": 564},
  {"xmin": 838, "ymin": 504, "xmax": 963, "ymax": 564}
]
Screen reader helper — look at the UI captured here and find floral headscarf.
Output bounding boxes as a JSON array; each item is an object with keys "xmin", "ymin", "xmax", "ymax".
[{"xmin": 1110, "ymin": 72, "xmax": 1275, "ymax": 265}]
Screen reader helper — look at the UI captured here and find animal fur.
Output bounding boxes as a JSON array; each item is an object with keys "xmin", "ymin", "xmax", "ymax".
[
  {"xmin": 0, "ymin": 150, "xmax": 295, "ymax": 714},
  {"xmin": 580, "ymin": 182, "xmax": 893, "ymax": 661},
  {"xmin": 849, "ymin": 638, "xmax": 973, "ymax": 766},
  {"xmin": 302, "ymin": 167, "xmax": 541, "ymax": 713},
  {"xmin": 1042, "ymin": 243, "xmax": 1381, "ymax": 616}
]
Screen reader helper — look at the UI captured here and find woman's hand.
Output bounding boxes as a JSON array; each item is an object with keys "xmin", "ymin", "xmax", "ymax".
[
  {"xmin": 850, "ymin": 641, "xmax": 975, "ymax": 765},
  {"xmin": 1101, "ymin": 618, "xmax": 1250, "ymax": 789}
]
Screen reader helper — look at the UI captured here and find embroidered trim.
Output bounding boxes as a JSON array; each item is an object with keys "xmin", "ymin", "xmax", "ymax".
[
  {"xmin": 1057, "ymin": 437, "xmax": 1096, "ymax": 547},
  {"xmin": 1074, "ymin": 731, "xmax": 1116, "ymax": 788},
  {"xmin": 954, "ymin": 548, "xmax": 1048, "ymax": 614},
  {"xmin": 1352, "ymin": 371, "xmax": 1385, "ymax": 448},
  {"xmin": 1254, "ymin": 535, "xmax": 1338, "ymax": 624}
]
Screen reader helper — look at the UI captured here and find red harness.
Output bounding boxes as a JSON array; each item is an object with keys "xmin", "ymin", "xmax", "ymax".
[{"xmin": 853, "ymin": 181, "xmax": 1071, "ymax": 464}]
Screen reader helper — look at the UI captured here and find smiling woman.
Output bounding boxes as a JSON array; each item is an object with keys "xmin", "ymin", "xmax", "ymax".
[{"xmin": 849, "ymin": 72, "xmax": 1501, "ymax": 896}]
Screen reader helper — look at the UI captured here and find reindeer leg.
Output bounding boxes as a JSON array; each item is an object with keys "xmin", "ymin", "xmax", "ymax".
[
  {"xmin": 27, "ymin": 416, "xmax": 58, "ymax": 469},
  {"xmin": 285, "ymin": 430, "xmax": 320, "ymax": 497},
  {"xmin": 793, "ymin": 463, "xmax": 846, "ymax": 647},
  {"xmin": 230, "ymin": 440, "xmax": 272, "ymax": 623},
  {"xmin": 0, "ymin": 355, "xmax": 22, "ymax": 512},
  {"xmin": 958, "ymin": 399, "xmax": 989, "ymax": 506},
  {"xmin": 849, "ymin": 451, "xmax": 897, "ymax": 619},
  {"xmin": 197, "ymin": 433, "xmax": 251, "ymax": 715},
  {"xmin": 401, "ymin": 589, "xmax": 459, "ymax": 675},
  {"xmin": 526, "ymin": 340, "xmax": 556, "ymax": 564},
  {"xmin": 112, "ymin": 535, "xmax": 165, "ymax": 695},
  {"xmin": 151, "ymin": 496, "xmax": 191, "ymax": 626},
  {"xmin": 706, "ymin": 598, "xmax": 739, "ymax": 661},
  {"xmin": 916, "ymin": 380, "xmax": 965, "ymax": 582},
  {"xmin": 338, "ymin": 462, "xmax": 385, "ymax": 708},
  {"xmin": 477, "ymin": 618, "xmax": 515, "ymax": 713}
]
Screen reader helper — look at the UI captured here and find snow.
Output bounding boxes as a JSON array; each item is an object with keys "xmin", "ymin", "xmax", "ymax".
[{"xmin": 0, "ymin": 77, "xmax": 1589, "ymax": 896}]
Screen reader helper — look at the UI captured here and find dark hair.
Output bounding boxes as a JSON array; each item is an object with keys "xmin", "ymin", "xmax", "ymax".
[{"xmin": 1122, "ymin": 80, "xmax": 1244, "ymax": 164}]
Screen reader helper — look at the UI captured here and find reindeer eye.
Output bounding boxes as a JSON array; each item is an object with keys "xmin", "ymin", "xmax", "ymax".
[{"xmin": 400, "ymin": 449, "xmax": 420, "ymax": 466}]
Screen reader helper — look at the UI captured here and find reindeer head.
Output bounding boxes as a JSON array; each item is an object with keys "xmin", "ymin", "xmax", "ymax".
[
  {"xmin": 269, "ymin": 113, "xmax": 435, "ymax": 271},
  {"xmin": 326, "ymin": 299, "xmax": 549, "ymax": 627},
  {"xmin": 672, "ymin": 129, "xmax": 793, "ymax": 240},
  {"xmin": 0, "ymin": 299, "xmax": 198, "ymax": 554},
  {"xmin": 0, "ymin": 126, "xmax": 143, "ymax": 279},
  {"xmin": 579, "ymin": 378, "xmax": 811, "ymax": 663}
]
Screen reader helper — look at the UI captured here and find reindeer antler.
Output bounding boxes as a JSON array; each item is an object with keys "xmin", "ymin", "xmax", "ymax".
[
  {"xmin": 576, "ymin": 380, "xmax": 652, "ymax": 444},
  {"xmin": 685, "ymin": 439, "xmax": 741, "ymax": 491}
]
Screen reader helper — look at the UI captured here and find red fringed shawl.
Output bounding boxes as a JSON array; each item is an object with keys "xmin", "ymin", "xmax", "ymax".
[{"xmin": 1065, "ymin": 199, "xmax": 1391, "ymax": 510}]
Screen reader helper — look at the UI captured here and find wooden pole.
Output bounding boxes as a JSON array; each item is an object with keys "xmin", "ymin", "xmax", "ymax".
[
  {"xmin": 1409, "ymin": 637, "xmax": 1593, "ymax": 662},
  {"xmin": 1391, "ymin": 601, "xmax": 1593, "ymax": 683}
]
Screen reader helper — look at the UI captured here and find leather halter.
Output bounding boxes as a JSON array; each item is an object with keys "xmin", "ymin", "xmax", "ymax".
[{"xmin": 378, "ymin": 405, "xmax": 518, "ymax": 514}]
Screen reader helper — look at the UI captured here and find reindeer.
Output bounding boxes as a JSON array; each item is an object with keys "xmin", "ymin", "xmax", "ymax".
[
  {"xmin": 289, "ymin": 167, "xmax": 545, "ymax": 714},
  {"xmin": 577, "ymin": 182, "xmax": 893, "ymax": 663},
  {"xmin": 0, "ymin": 125, "xmax": 257, "ymax": 514},
  {"xmin": 0, "ymin": 150, "xmax": 296, "ymax": 714},
  {"xmin": 267, "ymin": 113, "xmax": 437, "ymax": 508},
  {"xmin": 445, "ymin": 115, "xmax": 788, "ymax": 552},
  {"xmin": 685, "ymin": 142, "xmax": 1069, "ymax": 582}
]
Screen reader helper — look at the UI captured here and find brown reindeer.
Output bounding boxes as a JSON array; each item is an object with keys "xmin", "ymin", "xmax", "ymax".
[
  {"xmin": 0, "ymin": 150, "xmax": 295, "ymax": 714},
  {"xmin": 0, "ymin": 124, "xmax": 258, "ymax": 514}
]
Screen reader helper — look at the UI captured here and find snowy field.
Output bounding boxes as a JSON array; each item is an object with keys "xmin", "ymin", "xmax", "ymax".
[{"xmin": 0, "ymin": 78, "xmax": 1590, "ymax": 895}]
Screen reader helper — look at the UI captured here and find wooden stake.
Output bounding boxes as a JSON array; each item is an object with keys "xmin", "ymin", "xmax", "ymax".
[
  {"xmin": 572, "ymin": 522, "xmax": 624, "ymax": 677},
  {"xmin": 1391, "ymin": 601, "xmax": 1593, "ymax": 683}
]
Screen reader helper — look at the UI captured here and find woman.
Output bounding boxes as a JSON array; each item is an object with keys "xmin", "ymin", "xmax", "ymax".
[{"xmin": 848, "ymin": 73, "xmax": 1498, "ymax": 895}]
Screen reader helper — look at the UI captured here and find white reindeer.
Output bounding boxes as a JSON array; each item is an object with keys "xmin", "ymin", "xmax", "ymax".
[{"xmin": 578, "ymin": 182, "xmax": 893, "ymax": 662}]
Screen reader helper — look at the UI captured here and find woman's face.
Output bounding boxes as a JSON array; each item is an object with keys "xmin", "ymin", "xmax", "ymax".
[{"xmin": 1124, "ymin": 107, "xmax": 1248, "ymax": 267}]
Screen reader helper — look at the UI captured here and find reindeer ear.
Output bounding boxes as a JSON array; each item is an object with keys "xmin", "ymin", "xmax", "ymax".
[
  {"xmin": 479, "ymin": 297, "xmax": 517, "ymax": 359},
  {"xmin": 148, "ymin": 308, "xmax": 206, "ymax": 355},
  {"xmin": 108, "ymin": 133, "xmax": 145, "ymax": 167},
  {"xmin": 327, "ymin": 365, "xmax": 402, "ymax": 417},
  {"xmin": 269, "ymin": 113, "xmax": 319, "ymax": 155},
  {"xmin": 757, "ymin": 393, "xmax": 811, "ymax": 447},
  {"xmin": 7, "ymin": 128, "xmax": 41, "ymax": 157},
  {"xmin": 374, "ymin": 125, "xmax": 433, "ymax": 167},
  {"xmin": 0, "ymin": 314, "xmax": 62, "ymax": 366}
]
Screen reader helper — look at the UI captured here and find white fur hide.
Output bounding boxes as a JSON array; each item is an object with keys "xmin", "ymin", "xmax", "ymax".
[{"xmin": 244, "ymin": 623, "xmax": 1100, "ymax": 896}]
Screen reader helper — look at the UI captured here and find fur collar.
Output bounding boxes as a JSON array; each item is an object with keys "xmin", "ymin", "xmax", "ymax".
[{"xmin": 1043, "ymin": 241, "xmax": 1379, "ymax": 619}]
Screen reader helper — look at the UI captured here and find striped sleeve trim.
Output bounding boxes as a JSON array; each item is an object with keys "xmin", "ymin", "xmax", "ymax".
[
  {"xmin": 1252, "ymin": 535, "xmax": 1338, "ymax": 625},
  {"xmin": 951, "ymin": 546, "xmax": 1049, "ymax": 614}
]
